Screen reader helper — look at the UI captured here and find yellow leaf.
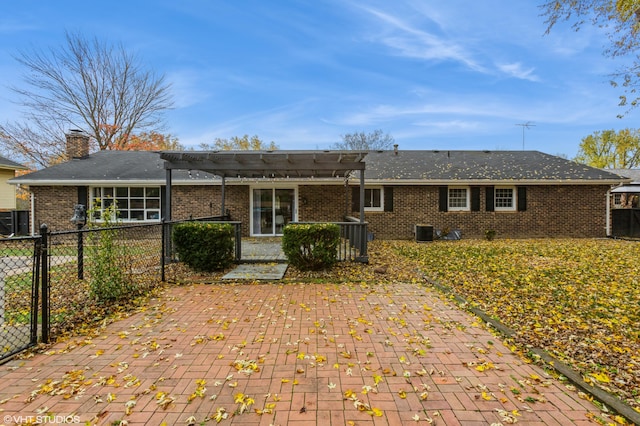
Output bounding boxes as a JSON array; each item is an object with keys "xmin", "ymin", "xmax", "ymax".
[
  {"xmin": 344, "ymin": 389, "xmax": 357, "ymax": 399},
  {"xmin": 373, "ymin": 374, "xmax": 384, "ymax": 385},
  {"xmin": 591, "ymin": 372, "xmax": 611, "ymax": 383},
  {"xmin": 371, "ymin": 407, "xmax": 384, "ymax": 417},
  {"xmin": 398, "ymin": 390, "xmax": 407, "ymax": 399},
  {"xmin": 481, "ymin": 392, "xmax": 492, "ymax": 401}
]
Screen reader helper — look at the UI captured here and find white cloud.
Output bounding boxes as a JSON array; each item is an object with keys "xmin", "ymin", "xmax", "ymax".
[
  {"xmin": 496, "ymin": 62, "xmax": 540, "ymax": 82},
  {"xmin": 355, "ymin": 6, "xmax": 487, "ymax": 73}
]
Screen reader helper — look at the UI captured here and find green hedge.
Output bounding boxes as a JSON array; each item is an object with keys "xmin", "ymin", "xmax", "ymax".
[
  {"xmin": 282, "ymin": 223, "xmax": 340, "ymax": 270},
  {"xmin": 172, "ymin": 222, "xmax": 235, "ymax": 271}
]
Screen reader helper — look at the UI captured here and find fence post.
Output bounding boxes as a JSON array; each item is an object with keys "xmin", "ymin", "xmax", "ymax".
[
  {"xmin": 40, "ymin": 224, "xmax": 49, "ymax": 344},
  {"xmin": 161, "ymin": 219, "xmax": 166, "ymax": 282},
  {"xmin": 235, "ymin": 223, "xmax": 242, "ymax": 262}
]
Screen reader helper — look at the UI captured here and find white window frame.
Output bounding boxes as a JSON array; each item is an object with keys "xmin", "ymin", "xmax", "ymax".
[
  {"xmin": 613, "ymin": 193, "xmax": 623, "ymax": 208},
  {"xmin": 494, "ymin": 186, "xmax": 517, "ymax": 212},
  {"xmin": 448, "ymin": 186, "xmax": 469, "ymax": 211},
  {"xmin": 90, "ymin": 186, "xmax": 162, "ymax": 223},
  {"xmin": 364, "ymin": 187, "xmax": 384, "ymax": 212}
]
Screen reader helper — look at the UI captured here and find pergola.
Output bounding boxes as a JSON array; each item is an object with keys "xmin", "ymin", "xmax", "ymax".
[{"xmin": 159, "ymin": 150, "xmax": 369, "ymax": 222}]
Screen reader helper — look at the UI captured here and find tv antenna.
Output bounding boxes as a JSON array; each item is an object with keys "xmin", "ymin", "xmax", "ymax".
[{"xmin": 515, "ymin": 122, "xmax": 536, "ymax": 150}]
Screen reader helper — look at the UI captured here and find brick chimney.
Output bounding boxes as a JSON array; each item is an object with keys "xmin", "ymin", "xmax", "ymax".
[{"xmin": 66, "ymin": 130, "xmax": 90, "ymax": 160}]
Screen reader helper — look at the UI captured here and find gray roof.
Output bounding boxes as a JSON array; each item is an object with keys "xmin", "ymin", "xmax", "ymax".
[
  {"xmin": 606, "ymin": 168, "xmax": 640, "ymax": 184},
  {"xmin": 361, "ymin": 150, "xmax": 628, "ymax": 183},
  {"xmin": 10, "ymin": 149, "xmax": 629, "ymax": 186},
  {"xmin": 0, "ymin": 155, "xmax": 27, "ymax": 170},
  {"xmin": 9, "ymin": 151, "xmax": 216, "ymax": 185}
]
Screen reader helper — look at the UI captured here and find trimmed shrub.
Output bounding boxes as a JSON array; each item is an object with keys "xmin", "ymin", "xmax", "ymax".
[
  {"xmin": 282, "ymin": 223, "xmax": 340, "ymax": 271},
  {"xmin": 172, "ymin": 222, "xmax": 235, "ymax": 271}
]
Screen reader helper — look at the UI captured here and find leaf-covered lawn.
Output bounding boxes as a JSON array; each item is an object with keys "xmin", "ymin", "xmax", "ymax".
[{"xmin": 386, "ymin": 238, "xmax": 640, "ymax": 410}]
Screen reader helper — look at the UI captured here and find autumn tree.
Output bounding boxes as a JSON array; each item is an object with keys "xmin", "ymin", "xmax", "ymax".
[
  {"xmin": 331, "ymin": 129, "xmax": 395, "ymax": 150},
  {"xmin": 198, "ymin": 135, "xmax": 278, "ymax": 150},
  {"xmin": 540, "ymin": 0, "xmax": 640, "ymax": 114},
  {"xmin": 0, "ymin": 31, "xmax": 173, "ymax": 168},
  {"xmin": 118, "ymin": 131, "xmax": 183, "ymax": 151},
  {"xmin": 574, "ymin": 128, "xmax": 640, "ymax": 167}
]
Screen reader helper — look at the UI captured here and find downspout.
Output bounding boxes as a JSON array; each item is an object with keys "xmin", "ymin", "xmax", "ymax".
[
  {"xmin": 605, "ymin": 189, "xmax": 611, "ymax": 237},
  {"xmin": 221, "ymin": 175, "xmax": 226, "ymax": 217},
  {"xmin": 30, "ymin": 192, "xmax": 35, "ymax": 236}
]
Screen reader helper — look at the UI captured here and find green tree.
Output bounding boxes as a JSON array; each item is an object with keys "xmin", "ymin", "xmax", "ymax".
[
  {"xmin": 331, "ymin": 129, "xmax": 395, "ymax": 150},
  {"xmin": 574, "ymin": 128, "xmax": 640, "ymax": 167},
  {"xmin": 198, "ymin": 134, "xmax": 278, "ymax": 151},
  {"xmin": 0, "ymin": 31, "xmax": 173, "ymax": 167},
  {"xmin": 541, "ymin": 0, "xmax": 640, "ymax": 114}
]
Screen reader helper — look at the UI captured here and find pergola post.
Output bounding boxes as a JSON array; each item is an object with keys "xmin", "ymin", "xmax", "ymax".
[
  {"xmin": 165, "ymin": 169, "xmax": 172, "ymax": 221},
  {"xmin": 358, "ymin": 170, "xmax": 368, "ymax": 261},
  {"xmin": 164, "ymin": 169, "xmax": 173, "ymax": 263},
  {"xmin": 359, "ymin": 171, "xmax": 365, "ymax": 223}
]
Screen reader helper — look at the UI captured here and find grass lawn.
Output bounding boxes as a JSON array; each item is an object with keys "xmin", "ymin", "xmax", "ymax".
[{"xmin": 379, "ymin": 238, "xmax": 639, "ymax": 411}]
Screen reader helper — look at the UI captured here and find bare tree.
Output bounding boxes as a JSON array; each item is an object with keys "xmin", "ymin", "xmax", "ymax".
[
  {"xmin": 331, "ymin": 129, "xmax": 395, "ymax": 150},
  {"xmin": 0, "ymin": 31, "xmax": 173, "ymax": 167}
]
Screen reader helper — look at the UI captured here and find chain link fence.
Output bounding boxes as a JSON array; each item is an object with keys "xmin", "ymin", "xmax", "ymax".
[
  {"xmin": 45, "ymin": 222, "xmax": 166, "ymax": 341},
  {"xmin": 0, "ymin": 236, "xmax": 39, "ymax": 361}
]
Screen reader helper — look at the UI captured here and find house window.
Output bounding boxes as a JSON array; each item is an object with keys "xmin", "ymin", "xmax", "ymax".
[
  {"xmin": 494, "ymin": 187, "xmax": 516, "ymax": 211},
  {"xmin": 364, "ymin": 188, "xmax": 383, "ymax": 211},
  {"xmin": 613, "ymin": 193, "xmax": 623, "ymax": 208},
  {"xmin": 91, "ymin": 186, "xmax": 161, "ymax": 222},
  {"xmin": 448, "ymin": 187, "xmax": 469, "ymax": 211}
]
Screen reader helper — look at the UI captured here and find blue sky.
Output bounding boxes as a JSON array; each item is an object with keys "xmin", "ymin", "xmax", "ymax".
[{"xmin": 0, "ymin": 1, "xmax": 634, "ymax": 158}]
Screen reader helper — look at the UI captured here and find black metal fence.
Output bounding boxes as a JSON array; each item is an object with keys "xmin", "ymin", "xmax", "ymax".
[{"xmin": 0, "ymin": 235, "xmax": 40, "ymax": 361}]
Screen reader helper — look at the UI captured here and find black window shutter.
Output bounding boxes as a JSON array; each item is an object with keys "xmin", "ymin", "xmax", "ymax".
[
  {"xmin": 439, "ymin": 187, "xmax": 448, "ymax": 212},
  {"xmin": 471, "ymin": 187, "xmax": 480, "ymax": 211},
  {"xmin": 517, "ymin": 186, "xmax": 527, "ymax": 211},
  {"xmin": 485, "ymin": 186, "xmax": 495, "ymax": 212},
  {"xmin": 77, "ymin": 186, "xmax": 88, "ymax": 206},
  {"xmin": 351, "ymin": 187, "xmax": 360, "ymax": 212},
  {"xmin": 384, "ymin": 187, "xmax": 393, "ymax": 212}
]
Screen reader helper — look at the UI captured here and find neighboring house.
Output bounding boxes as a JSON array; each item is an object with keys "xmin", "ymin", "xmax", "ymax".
[
  {"xmin": 0, "ymin": 155, "xmax": 28, "ymax": 211},
  {"xmin": 9, "ymin": 131, "xmax": 629, "ymax": 239},
  {"xmin": 605, "ymin": 169, "xmax": 640, "ymax": 238}
]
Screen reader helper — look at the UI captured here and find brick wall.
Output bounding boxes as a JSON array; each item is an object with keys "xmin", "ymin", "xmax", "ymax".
[
  {"xmin": 298, "ymin": 184, "xmax": 348, "ymax": 222},
  {"xmin": 31, "ymin": 186, "xmax": 78, "ymax": 231},
  {"xmin": 172, "ymin": 185, "xmax": 250, "ymax": 235},
  {"xmin": 30, "ymin": 183, "xmax": 610, "ymax": 238},
  {"xmin": 342, "ymin": 184, "xmax": 609, "ymax": 239}
]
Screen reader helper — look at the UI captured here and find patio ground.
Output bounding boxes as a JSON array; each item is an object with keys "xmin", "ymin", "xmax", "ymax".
[{"xmin": 0, "ymin": 280, "xmax": 604, "ymax": 425}]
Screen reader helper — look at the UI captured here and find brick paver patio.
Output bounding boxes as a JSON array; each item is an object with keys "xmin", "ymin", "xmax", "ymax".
[{"xmin": 0, "ymin": 281, "xmax": 604, "ymax": 425}]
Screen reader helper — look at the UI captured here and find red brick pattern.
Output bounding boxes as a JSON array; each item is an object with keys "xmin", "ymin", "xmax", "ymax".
[{"xmin": 0, "ymin": 282, "xmax": 602, "ymax": 425}]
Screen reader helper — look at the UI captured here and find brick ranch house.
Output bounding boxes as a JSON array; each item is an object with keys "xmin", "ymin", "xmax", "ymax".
[{"xmin": 10, "ymin": 131, "xmax": 629, "ymax": 239}]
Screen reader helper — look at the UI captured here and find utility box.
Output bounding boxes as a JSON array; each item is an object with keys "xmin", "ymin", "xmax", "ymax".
[{"xmin": 415, "ymin": 224, "xmax": 434, "ymax": 242}]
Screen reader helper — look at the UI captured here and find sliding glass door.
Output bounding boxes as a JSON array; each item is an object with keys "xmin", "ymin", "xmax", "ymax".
[{"xmin": 251, "ymin": 188, "xmax": 295, "ymax": 236}]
